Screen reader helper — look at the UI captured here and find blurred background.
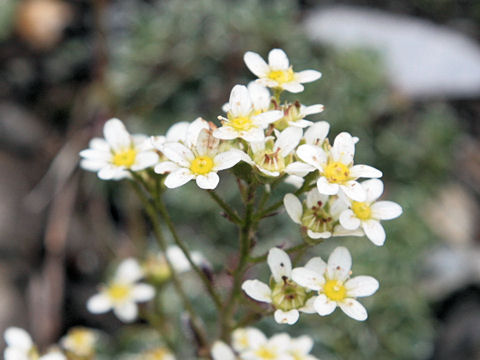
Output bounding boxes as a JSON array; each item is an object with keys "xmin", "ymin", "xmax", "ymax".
[{"xmin": 1, "ymin": 0, "xmax": 480, "ymax": 358}]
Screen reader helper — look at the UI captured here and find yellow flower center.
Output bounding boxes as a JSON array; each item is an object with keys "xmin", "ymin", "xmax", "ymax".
[
  {"xmin": 255, "ymin": 347, "xmax": 276, "ymax": 360},
  {"xmin": 143, "ymin": 348, "xmax": 172, "ymax": 360},
  {"xmin": 64, "ymin": 328, "xmax": 95, "ymax": 356},
  {"xmin": 352, "ymin": 201, "xmax": 372, "ymax": 220},
  {"xmin": 268, "ymin": 67, "xmax": 295, "ymax": 84},
  {"xmin": 190, "ymin": 156, "xmax": 214, "ymax": 175},
  {"xmin": 112, "ymin": 148, "xmax": 137, "ymax": 167},
  {"xmin": 324, "ymin": 161, "xmax": 350, "ymax": 184},
  {"xmin": 107, "ymin": 283, "xmax": 131, "ymax": 303},
  {"xmin": 144, "ymin": 256, "xmax": 171, "ymax": 282},
  {"xmin": 323, "ymin": 280, "xmax": 347, "ymax": 301},
  {"xmin": 230, "ymin": 116, "xmax": 254, "ymax": 131}
]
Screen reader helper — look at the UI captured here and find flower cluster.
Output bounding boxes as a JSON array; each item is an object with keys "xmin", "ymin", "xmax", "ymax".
[{"xmin": 212, "ymin": 327, "xmax": 318, "ymax": 360}]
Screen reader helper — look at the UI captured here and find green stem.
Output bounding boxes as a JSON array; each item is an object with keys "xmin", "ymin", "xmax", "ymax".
[
  {"xmin": 156, "ymin": 196, "xmax": 223, "ymax": 310},
  {"xmin": 129, "ymin": 181, "xmax": 209, "ymax": 349},
  {"xmin": 206, "ymin": 190, "xmax": 242, "ymax": 225}
]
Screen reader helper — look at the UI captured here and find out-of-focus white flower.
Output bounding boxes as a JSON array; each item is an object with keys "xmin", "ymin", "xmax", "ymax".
[
  {"xmin": 60, "ymin": 327, "xmax": 96, "ymax": 357},
  {"xmin": 241, "ymin": 333, "xmax": 293, "ymax": 360},
  {"xmin": 79, "ymin": 118, "xmax": 159, "ymax": 180},
  {"xmin": 244, "ymin": 49, "xmax": 321, "ymax": 93},
  {"xmin": 232, "ymin": 328, "xmax": 267, "ymax": 353},
  {"xmin": 241, "ymin": 248, "xmax": 313, "ymax": 325},
  {"xmin": 212, "ymin": 341, "xmax": 237, "ymax": 360},
  {"xmin": 38, "ymin": 351, "xmax": 66, "ymax": 360},
  {"xmin": 339, "ymin": 179, "xmax": 402, "ymax": 246},
  {"xmin": 245, "ymin": 126, "xmax": 303, "ymax": 177},
  {"xmin": 87, "ymin": 258, "xmax": 155, "ymax": 323},
  {"xmin": 4, "ymin": 327, "xmax": 36, "ymax": 360},
  {"xmin": 287, "ymin": 336, "xmax": 319, "ymax": 360},
  {"xmin": 138, "ymin": 347, "xmax": 176, "ymax": 360},
  {"xmin": 155, "ymin": 119, "xmax": 243, "ymax": 189},
  {"xmin": 214, "ymin": 85, "xmax": 283, "ymax": 143},
  {"xmin": 292, "ymin": 247, "xmax": 379, "ymax": 321},
  {"xmin": 283, "ymin": 189, "xmax": 361, "ymax": 239},
  {"xmin": 296, "ymin": 132, "xmax": 382, "ymax": 201}
]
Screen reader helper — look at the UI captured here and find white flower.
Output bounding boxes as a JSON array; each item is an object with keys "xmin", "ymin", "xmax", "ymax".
[
  {"xmin": 4, "ymin": 327, "xmax": 36, "ymax": 360},
  {"xmin": 39, "ymin": 351, "xmax": 66, "ymax": 360},
  {"xmin": 287, "ymin": 336, "xmax": 319, "ymax": 360},
  {"xmin": 241, "ymin": 248, "xmax": 313, "ymax": 325},
  {"xmin": 214, "ymin": 85, "xmax": 283, "ymax": 143},
  {"xmin": 232, "ymin": 327, "xmax": 267, "ymax": 353},
  {"xmin": 339, "ymin": 179, "xmax": 402, "ymax": 246},
  {"xmin": 241, "ymin": 333, "xmax": 293, "ymax": 360},
  {"xmin": 292, "ymin": 247, "xmax": 379, "ymax": 321},
  {"xmin": 283, "ymin": 189, "xmax": 360, "ymax": 239},
  {"xmin": 138, "ymin": 348, "xmax": 176, "ymax": 360},
  {"xmin": 87, "ymin": 258, "xmax": 155, "ymax": 323},
  {"xmin": 296, "ymin": 132, "xmax": 382, "ymax": 201},
  {"xmin": 155, "ymin": 119, "xmax": 243, "ymax": 189},
  {"xmin": 79, "ymin": 118, "xmax": 159, "ymax": 180},
  {"xmin": 212, "ymin": 341, "xmax": 237, "ymax": 360},
  {"xmin": 60, "ymin": 327, "xmax": 96, "ymax": 357},
  {"xmin": 246, "ymin": 126, "xmax": 303, "ymax": 177},
  {"xmin": 244, "ymin": 49, "xmax": 321, "ymax": 93},
  {"xmin": 150, "ymin": 121, "xmax": 190, "ymax": 156}
]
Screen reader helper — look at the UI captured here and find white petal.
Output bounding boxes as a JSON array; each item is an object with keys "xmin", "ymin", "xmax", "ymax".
[
  {"xmin": 274, "ymin": 309, "xmax": 299, "ymax": 325},
  {"xmin": 98, "ymin": 164, "xmax": 124, "ymax": 180},
  {"xmin": 339, "ymin": 209, "xmax": 361, "ymax": 230},
  {"xmin": 186, "ymin": 117, "xmax": 210, "ymax": 148},
  {"xmin": 132, "ymin": 135, "xmax": 151, "ymax": 150},
  {"xmin": 244, "ymin": 51, "xmax": 269, "ymax": 77},
  {"xmin": 162, "ymin": 142, "xmax": 194, "ymax": 166},
  {"xmin": 213, "ymin": 150, "xmax": 242, "ymax": 171},
  {"xmin": 333, "ymin": 225, "xmax": 365, "ymax": 237},
  {"xmin": 275, "ymin": 126, "xmax": 303, "ymax": 157},
  {"xmin": 115, "ymin": 258, "xmax": 143, "ymax": 283},
  {"xmin": 283, "ymin": 194, "xmax": 302, "ymax": 224},
  {"xmin": 113, "ymin": 302, "xmax": 138, "ymax": 323},
  {"xmin": 241, "ymin": 128, "xmax": 265, "ymax": 143},
  {"xmin": 5, "ymin": 348, "xmax": 30, "ymax": 360},
  {"xmin": 132, "ymin": 284, "xmax": 155, "ymax": 302},
  {"xmin": 268, "ymin": 48, "xmax": 289, "ymax": 70},
  {"xmin": 248, "ymin": 82, "xmax": 271, "ymax": 110},
  {"xmin": 89, "ymin": 137, "xmax": 109, "ymax": 151},
  {"xmin": 241, "ymin": 280, "xmax": 272, "ymax": 303},
  {"xmin": 314, "ymin": 294, "xmax": 337, "ymax": 316},
  {"xmin": 307, "ymin": 230, "xmax": 332, "ymax": 239},
  {"xmin": 79, "ymin": 149, "xmax": 111, "ymax": 162},
  {"xmin": 296, "ymin": 144, "xmax": 327, "ymax": 168},
  {"xmin": 338, "ymin": 298, "xmax": 368, "ymax": 321},
  {"xmin": 305, "ymin": 121, "xmax": 330, "ymax": 146},
  {"xmin": 299, "ymin": 296, "xmax": 317, "ymax": 314},
  {"xmin": 194, "ymin": 128, "xmax": 219, "ymax": 157},
  {"xmin": 211, "ymin": 341, "xmax": 236, "ymax": 360},
  {"xmin": 103, "ymin": 118, "xmax": 131, "ymax": 152},
  {"xmin": 361, "ymin": 178, "xmax": 384, "ymax": 202},
  {"xmin": 302, "ymin": 104, "xmax": 325, "ymax": 116},
  {"xmin": 340, "ymin": 181, "xmax": 366, "ymax": 202},
  {"xmin": 281, "ymin": 82, "xmax": 304, "ymax": 93},
  {"xmin": 213, "ymin": 126, "xmax": 239, "ymax": 140},
  {"xmin": 130, "ymin": 151, "xmax": 158, "ymax": 171},
  {"xmin": 4, "ymin": 327, "xmax": 33, "ymax": 350},
  {"xmin": 305, "ymin": 188, "xmax": 328, "ymax": 208},
  {"xmin": 350, "ymin": 165, "xmax": 383, "ymax": 179},
  {"xmin": 289, "ymin": 119, "xmax": 313, "ymax": 128},
  {"xmin": 164, "ymin": 169, "xmax": 195, "ymax": 189},
  {"xmin": 232, "ymin": 328, "xmax": 267, "ymax": 352},
  {"xmin": 362, "ymin": 220, "xmax": 386, "ymax": 246},
  {"xmin": 289, "ymin": 335, "xmax": 314, "ymax": 354},
  {"xmin": 87, "ymin": 293, "xmax": 112, "ymax": 314},
  {"xmin": 166, "ymin": 246, "xmax": 190, "ymax": 273},
  {"xmin": 229, "ymin": 85, "xmax": 252, "ymax": 117},
  {"xmin": 165, "ymin": 121, "xmax": 189, "ymax": 142},
  {"xmin": 316, "ymin": 176, "xmax": 339, "ymax": 195},
  {"xmin": 295, "ymin": 70, "xmax": 322, "ymax": 83},
  {"xmin": 252, "ymin": 110, "xmax": 283, "ymax": 127},
  {"xmin": 195, "ymin": 172, "xmax": 220, "ymax": 190},
  {"xmin": 284, "ymin": 162, "xmax": 315, "ymax": 177},
  {"xmin": 284, "ymin": 175, "xmax": 304, "ymax": 188},
  {"xmin": 345, "ymin": 276, "xmax": 379, "ymax": 297},
  {"xmin": 371, "ymin": 201, "xmax": 403, "ymax": 220},
  {"xmin": 154, "ymin": 161, "xmax": 179, "ymax": 174},
  {"xmin": 150, "ymin": 135, "xmax": 166, "ymax": 150},
  {"xmin": 80, "ymin": 159, "xmax": 107, "ymax": 172},
  {"xmin": 304, "ymin": 257, "xmax": 327, "ymax": 274},
  {"xmin": 291, "ymin": 267, "xmax": 324, "ymax": 291},
  {"xmin": 40, "ymin": 352, "xmax": 67, "ymax": 360},
  {"xmin": 267, "ymin": 248, "xmax": 292, "ymax": 282},
  {"xmin": 327, "ymin": 247, "xmax": 352, "ymax": 282},
  {"xmin": 331, "ymin": 132, "xmax": 355, "ymax": 164}
]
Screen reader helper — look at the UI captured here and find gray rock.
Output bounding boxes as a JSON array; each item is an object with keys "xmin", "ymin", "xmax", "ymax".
[{"xmin": 304, "ymin": 6, "xmax": 480, "ymax": 98}]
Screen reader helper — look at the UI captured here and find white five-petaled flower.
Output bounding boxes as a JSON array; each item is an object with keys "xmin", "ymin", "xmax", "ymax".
[
  {"xmin": 79, "ymin": 118, "xmax": 159, "ymax": 180},
  {"xmin": 214, "ymin": 85, "xmax": 283, "ymax": 143},
  {"xmin": 244, "ymin": 49, "xmax": 321, "ymax": 93},
  {"xmin": 245, "ymin": 126, "xmax": 303, "ymax": 177},
  {"xmin": 60, "ymin": 327, "xmax": 96, "ymax": 357},
  {"xmin": 87, "ymin": 258, "xmax": 155, "ymax": 323},
  {"xmin": 241, "ymin": 248, "xmax": 313, "ymax": 325},
  {"xmin": 339, "ymin": 179, "xmax": 402, "ymax": 246},
  {"xmin": 292, "ymin": 247, "xmax": 379, "ymax": 321},
  {"xmin": 283, "ymin": 189, "xmax": 358, "ymax": 239},
  {"xmin": 155, "ymin": 118, "xmax": 243, "ymax": 189},
  {"xmin": 4, "ymin": 327, "xmax": 66, "ymax": 360},
  {"xmin": 296, "ymin": 132, "xmax": 382, "ymax": 201}
]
